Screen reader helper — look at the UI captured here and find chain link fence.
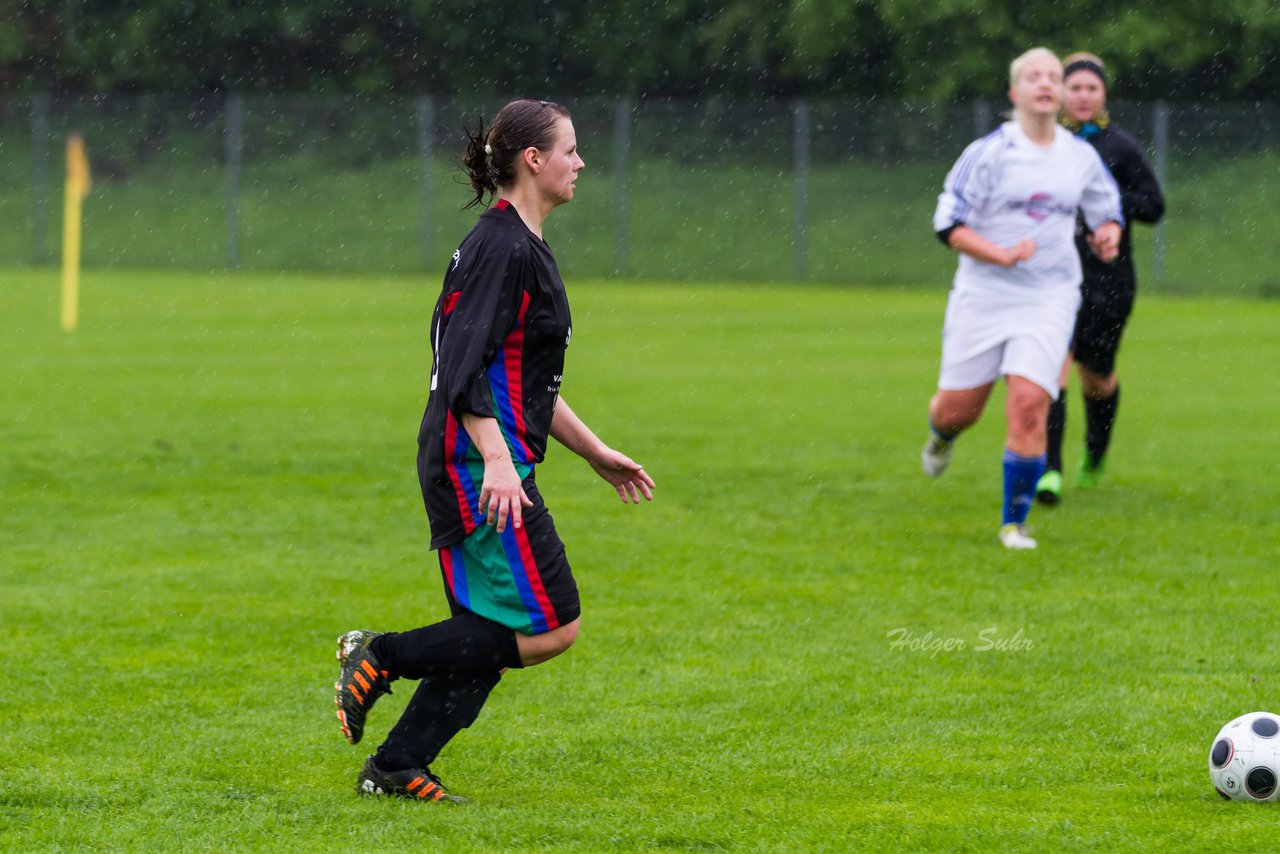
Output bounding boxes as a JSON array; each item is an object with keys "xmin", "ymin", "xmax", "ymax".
[{"xmin": 1, "ymin": 95, "xmax": 1276, "ymax": 295}]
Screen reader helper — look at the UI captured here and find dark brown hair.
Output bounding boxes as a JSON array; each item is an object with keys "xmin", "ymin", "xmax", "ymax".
[{"xmin": 462, "ymin": 99, "xmax": 571, "ymax": 209}]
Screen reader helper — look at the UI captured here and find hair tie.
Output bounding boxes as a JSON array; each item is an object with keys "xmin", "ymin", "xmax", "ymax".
[
  {"xmin": 1064, "ymin": 59, "xmax": 1107, "ymax": 88},
  {"xmin": 484, "ymin": 143, "xmax": 493, "ymax": 157}
]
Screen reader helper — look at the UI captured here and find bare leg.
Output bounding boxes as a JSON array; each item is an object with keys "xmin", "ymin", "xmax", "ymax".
[
  {"xmin": 1004, "ymin": 375, "xmax": 1050, "ymax": 456},
  {"xmin": 922, "ymin": 383, "xmax": 995, "ymax": 478},
  {"xmin": 516, "ymin": 618, "xmax": 580, "ymax": 667},
  {"xmin": 928, "ymin": 383, "xmax": 995, "ymax": 435}
]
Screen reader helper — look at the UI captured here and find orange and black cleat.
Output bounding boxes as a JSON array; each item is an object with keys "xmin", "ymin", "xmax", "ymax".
[
  {"xmin": 334, "ymin": 630, "xmax": 392, "ymax": 745},
  {"xmin": 356, "ymin": 755, "xmax": 467, "ymax": 803}
]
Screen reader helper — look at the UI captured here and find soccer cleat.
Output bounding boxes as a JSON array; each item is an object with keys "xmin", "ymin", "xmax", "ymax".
[
  {"xmin": 998, "ymin": 523, "xmax": 1037, "ymax": 550},
  {"xmin": 1076, "ymin": 454, "xmax": 1106, "ymax": 489},
  {"xmin": 335, "ymin": 630, "xmax": 392, "ymax": 746},
  {"xmin": 1034, "ymin": 470, "xmax": 1063, "ymax": 506},
  {"xmin": 356, "ymin": 755, "xmax": 467, "ymax": 803},
  {"xmin": 921, "ymin": 436, "xmax": 955, "ymax": 478}
]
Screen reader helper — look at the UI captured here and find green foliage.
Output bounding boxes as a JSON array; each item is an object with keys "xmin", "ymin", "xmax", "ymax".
[
  {"xmin": 0, "ymin": 0, "xmax": 1275, "ymax": 99},
  {"xmin": 2, "ymin": 271, "xmax": 1279, "ymax": 850}
]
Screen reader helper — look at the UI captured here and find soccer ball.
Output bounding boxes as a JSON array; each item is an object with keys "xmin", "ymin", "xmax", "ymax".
[{"xmin": 1209, "ymin": 711, "xmax": 1280, "ymax": 801}]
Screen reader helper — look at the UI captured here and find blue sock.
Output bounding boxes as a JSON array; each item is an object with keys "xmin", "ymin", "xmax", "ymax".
[{"xmin": 1002, "ymin": 449, "xmax": 1046, "ymax": 526}]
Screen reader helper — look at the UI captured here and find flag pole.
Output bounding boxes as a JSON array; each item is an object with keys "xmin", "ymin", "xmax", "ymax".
[{"xmin": 61, "ymin": 133, "xmax": 91, "ymax": 332}]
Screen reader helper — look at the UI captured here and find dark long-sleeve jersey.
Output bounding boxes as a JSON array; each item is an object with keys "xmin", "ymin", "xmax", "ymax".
[
  {"xmin": 1075, "ymin": 124, "xmax": 1165, "ymax": 295},
  {"xmin": 417, "ymin": 200, "xmax": 572, "ymax": 549}
]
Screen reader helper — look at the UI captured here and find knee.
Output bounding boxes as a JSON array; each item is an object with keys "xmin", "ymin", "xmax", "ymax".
[
  {"xmin": 549, "ymin": 620, "xmax": 579, "ymax": 655},
  {"xmin": 1007, "ymin": 395, "xmax": 1047, "ymax": 439},
  {"xmin": 537, "ymin": 621, "xmax": 578, "ymax": 663},
  {"xmin": 930, "ymin": 395, "xmax": 980, "ymax": 432},
  {"xmin": 517, "ymin": 618, "xmax": 579, "ymax": 667},
  {"xmin": 1081, "ymin": 370, "xmax": 1117, "ymax": 399}
]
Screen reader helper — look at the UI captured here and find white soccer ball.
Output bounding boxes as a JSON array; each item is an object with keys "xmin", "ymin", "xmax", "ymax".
[{"xmin": 1209, "ymin": 711, "xmax": 1280, "ymax": 801}]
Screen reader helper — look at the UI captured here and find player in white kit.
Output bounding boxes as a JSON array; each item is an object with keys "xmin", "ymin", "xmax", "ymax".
[{"xmin": 921, "ymin": 47, "xmax": 1123, "ymax": 549}]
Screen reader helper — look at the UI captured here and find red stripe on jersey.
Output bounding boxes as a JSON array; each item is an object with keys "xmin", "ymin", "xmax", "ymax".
[
  {"xmin": 494, "ymin": 199, "xmax": 512, "ymax": 211},
  {"xmin": 440, "ymin": 545, "xmax": 456, "ymax": 595},
  {"xmin": 443, "ymin": 412, "xmax": 477, "ymax": 536},
  {"xmin": 503, "ymin": 291, "xmax": 534, "ymax": 462},
  {"xmin": 442, "ymin": 291, "xmax": 461, "ymax": 316},
  {"xmin": 514, "ymin": 521, "xmax": 559, "ymax": 631}
]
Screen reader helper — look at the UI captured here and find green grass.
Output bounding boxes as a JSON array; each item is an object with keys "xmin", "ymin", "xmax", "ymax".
[
  {"xmin": 1, "ymin": 269, "xmax": 1278, "ymax": 851},
  {"xmin": 1156, "ymin": 151, "xmax": 1280, "ymax": 297}
]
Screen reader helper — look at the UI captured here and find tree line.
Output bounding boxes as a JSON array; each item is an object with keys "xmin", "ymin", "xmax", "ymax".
[{"xmin": 3, "ymin": 0, "xmax": 1276, "ymax": 101}]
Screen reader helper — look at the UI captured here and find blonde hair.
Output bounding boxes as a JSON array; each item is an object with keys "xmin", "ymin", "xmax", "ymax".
[{"xmin": 1009, "ymin": 47, "xmax": 1062, "ymax": 87}]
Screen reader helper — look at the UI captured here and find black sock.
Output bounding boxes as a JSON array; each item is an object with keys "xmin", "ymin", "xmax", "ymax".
[
  {"xmin": 1045, "ymin": 388, "xmax": 1067, "ymax": 473},
  {"xmin": 371, "ymin": 612, "xmax": 523, "ymax": 680},
  {"xmin": 375, "ymin": 669, "xmax": 502, "ymax": 771},
  {"xmin": 1084, "ymin": 384, "xmax": 1120, "ymax": 464}
]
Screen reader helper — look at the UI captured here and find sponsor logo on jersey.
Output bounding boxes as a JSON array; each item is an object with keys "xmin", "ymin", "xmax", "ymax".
[{"xmin": 1008, "ymin": 193, "xmax": 1075, "ymax": 221}]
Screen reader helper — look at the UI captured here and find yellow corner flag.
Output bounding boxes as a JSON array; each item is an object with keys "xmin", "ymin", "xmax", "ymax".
[{"xmin": 61, "ymin": 133, "xmax": 91, "ymax": 332}]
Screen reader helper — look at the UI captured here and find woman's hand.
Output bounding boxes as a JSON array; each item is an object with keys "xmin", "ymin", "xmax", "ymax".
[
  {"xmin": 461, "ymin": 412, "xmax": 532, "ymax": 533},
  {"xmin": 948, "ymin": 225, "xmax": 1035, "ymax": 268},
  {"xmin": 1087, "ymin": 221, "xmax": 1122, "ymax": 262},
  {"xmin": 1000, "ymin": 239, "xmax": 1037, "ymax": 267},
  {"xmin": 479, "ymin": 456, "xmax": 534, "ymax": 532},
  {"xmin": 587, "ymin": 447, "xmax": 656, "ymax": 504}
]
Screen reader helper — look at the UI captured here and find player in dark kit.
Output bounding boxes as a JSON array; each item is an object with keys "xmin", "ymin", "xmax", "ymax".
[
  {"xmin": 1036, "ymin": 53, "xmax": 1165, "ymax": 505},
  {"xmin": 332, "ymin": 99, "xmax": 655, "ymax": 802}
]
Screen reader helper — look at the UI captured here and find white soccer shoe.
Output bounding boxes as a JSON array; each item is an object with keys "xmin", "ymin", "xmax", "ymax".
[
  {"xmin": 921, "ymin": 437, "xmax": 954, "ymax": 478},
  {"xmin": 998, "ymin": 523, "xmax": 1037, "ymax": 550}
]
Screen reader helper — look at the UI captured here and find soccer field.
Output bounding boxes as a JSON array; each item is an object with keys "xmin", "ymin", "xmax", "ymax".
[{"xmin": 2, "ymin": 270, "xmax": 1278, "ymax": 851}]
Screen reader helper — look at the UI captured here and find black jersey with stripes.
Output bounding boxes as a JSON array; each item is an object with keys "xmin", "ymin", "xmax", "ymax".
[{"xmin": 417, "ymin": 200, "xmax": 572, "ymax": 549}]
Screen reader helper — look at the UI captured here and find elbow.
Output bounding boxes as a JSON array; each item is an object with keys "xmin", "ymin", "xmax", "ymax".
[
  {"xmin": 1126, "ymin": 191, "xmax": 1165, "ymax": 224},
  {"xmin": 1129, "ymin": 203, "xmax": 1163, "ymax": 225}
]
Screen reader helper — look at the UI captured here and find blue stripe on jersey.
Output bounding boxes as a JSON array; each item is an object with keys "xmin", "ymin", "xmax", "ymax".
[
  {"xmin": 486, "ymin": 351, "xmax": 528, "ymax": 465},
  {"xmin": 451, "ymin": 430, "xmax": 483, "ymax": 525},
  {"xmin": 499, "ymin": 525, "xmax": 550, "ymax": 634},
  {"xmin": 455, "ymin": 464, "xmax": 482, "ymax": 526},
  {"xmin": 448, "ymin": 544, "xmax": 470, "ymax": 608}
]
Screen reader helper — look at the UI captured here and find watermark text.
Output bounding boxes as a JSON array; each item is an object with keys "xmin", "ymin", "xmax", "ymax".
[{"xmin": 886, "ymin": 626, "xmax": 1034, "ymax": 657}]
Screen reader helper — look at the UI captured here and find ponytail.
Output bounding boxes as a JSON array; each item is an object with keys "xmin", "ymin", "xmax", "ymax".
[
  {"xmin": 461, "ymin": 118, "xmax": 500, "ymax": 210},
  {"xmin": 459, "ymin": 99, "xmax": 570, "ymax": 210}
]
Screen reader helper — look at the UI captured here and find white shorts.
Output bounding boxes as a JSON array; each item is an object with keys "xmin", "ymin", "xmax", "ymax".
[{"xmin": 937, "ymin": 290, "xmax": 1080, "ymax": 396}]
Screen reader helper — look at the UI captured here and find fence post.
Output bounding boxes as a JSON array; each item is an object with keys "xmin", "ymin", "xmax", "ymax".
[
  {"xmin": 417, "ymin": 96, "xmax": 435, "ymax": 268},
  {"xmin": 31, "ymin": 94, "xmax": 50, "ymax": 264},
  {"xmin": 793, "ymin": 98, "xmax": 811, "ymax": 281},
  {"xmin": 1152, "ymin": 100, "xmax": 1169, "ymax": 287},
  {"xmin": 973, "ymin": 100, "xmax": 992, "ymax": 138},
  {"xmin": 224, "ymin": 94, "xmax": 243, "ymax": 269},
  {"xmin": 613, "ymin": 99, "xmax": 630, "ymax": 276}
]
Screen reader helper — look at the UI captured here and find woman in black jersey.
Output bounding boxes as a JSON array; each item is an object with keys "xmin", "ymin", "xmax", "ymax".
[
  {"xmin": 332, "ymin": 99, "xmax": 655, "ymax": 802},
  {"xmin": 1036, "ymin": 53, "xmax": 1166, "ymax": 505}
]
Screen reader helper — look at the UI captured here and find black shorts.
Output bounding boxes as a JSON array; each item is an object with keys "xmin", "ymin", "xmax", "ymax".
[
  {"xmin": 436, "ymin": 476, "xmax": 580, "ymax": 635},
  {"xmin": 1073, "ymin": 280, "xmax": 1134, "ymax": 377}
]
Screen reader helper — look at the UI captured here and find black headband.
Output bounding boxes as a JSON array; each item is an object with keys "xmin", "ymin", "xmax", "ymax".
[{"xmin": 1064, "ymin": 59, "xmax": 1107, "ymax": 87}]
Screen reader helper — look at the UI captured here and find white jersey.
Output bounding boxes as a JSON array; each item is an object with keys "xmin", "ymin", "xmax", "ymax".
[{"xmin": 933, "ymin": 121, "xmax": 1122, "ymax": 303}]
